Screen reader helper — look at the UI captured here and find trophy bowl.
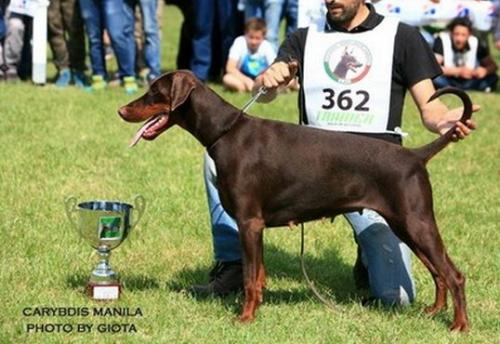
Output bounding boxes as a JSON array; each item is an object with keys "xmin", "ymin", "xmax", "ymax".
[{"xmin": 65, "ymin": 195, "xmax": 145, "ymax": 300}]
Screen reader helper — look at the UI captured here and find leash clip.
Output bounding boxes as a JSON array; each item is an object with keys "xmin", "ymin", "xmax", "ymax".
[{"xmin": 241, "ymin": 86, "xmax": 267, "ymax": 112}]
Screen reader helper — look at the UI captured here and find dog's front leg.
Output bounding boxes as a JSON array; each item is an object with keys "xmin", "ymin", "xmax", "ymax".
[{"xmin": 238, "ymin": 217, "xmax": 265, "ymax": 323}]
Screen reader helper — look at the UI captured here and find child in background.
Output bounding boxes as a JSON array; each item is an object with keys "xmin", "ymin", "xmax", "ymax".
[{"xmin": 222, "ymin": 18, "xmax": 275, "ymax": 92}]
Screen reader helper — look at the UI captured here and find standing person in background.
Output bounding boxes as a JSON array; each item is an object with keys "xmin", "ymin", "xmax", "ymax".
[
  {"xmin": 134, "ymin": 0, "xmax": 162, "ymax": 84},
  {"xmin": 3, "ymin": 0, "xmax": 34, "ymax": 82},
  {"xmin": 79, "ymin": 0, "xmax": 138, "ymax": 93},
  {"xmin": 432, "ymin": 16, "xmax": 498, "ymax": 92},
  {"xmin": 48, "ymin": 0, "xmax": 87, "ymax": 87},
  {"xmin": 190, "ymin": 0, "xmax": 237, "ymax": 82},
  {"xmin": 222, "ymin": 18, "xmax": 276, "ymax": 92},
  {"xmin": 0, "ymin": 0, "xmax": 7, "ymax": 81},
  {"xmin": 492, "ymin": 0, "xmax": 500, "ymax": 50},
  {"xmin": 165, "ymin": 0, "xmax": 193, "ymax": 70}
]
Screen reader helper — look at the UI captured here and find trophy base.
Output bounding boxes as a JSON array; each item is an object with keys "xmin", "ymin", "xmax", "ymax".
[{"xmin": 86, "ymin": 282, "xmax": 122, "ymax": 300}]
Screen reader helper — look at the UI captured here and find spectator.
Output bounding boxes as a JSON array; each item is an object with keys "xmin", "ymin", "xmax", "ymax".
[
  {"xmin": 190, "ymin": 0, "xmax": 237, "ymax": 82},
  {"xmin": 493, "ymin": 0, "xmax": 500, "ymax": 50},
  {"xmin": 3, "ymin": 0, "xmax": 34, "ymax": 82},
  {"xmin": 433, "ymin": 16, "xmax": 498, "ymax": 92},
  {"xmin": 165, "ymin": 0, "xmax": 193, "ymax": 70},
  {"xmin": 0, "ymin": 0, "xmax": 6, "ymax": 80},
  {"xmin": 222, "ymin": 18, "xmax": 275, "ymax": 92},
  {"xmin": 134, "ymin": 0, "xmax": 161, "ymax": 84},
  {"xmin": 242, "ymin": 0, "xmax": 298, "ymax": 52},
  {"xmin": 48, "ymin": 0, "xmax": 87, "ymax": 87},
  {"xmin": 79, "ymin": 0, "xmax": 138, "ymax": 93}
]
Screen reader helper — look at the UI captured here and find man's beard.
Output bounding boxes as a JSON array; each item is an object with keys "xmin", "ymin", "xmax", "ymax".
[{"xmin": 327, "ymin": 1, "xmax": 363, "ymax": 25}]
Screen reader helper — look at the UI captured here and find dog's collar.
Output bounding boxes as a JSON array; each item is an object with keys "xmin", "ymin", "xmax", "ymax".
[{"xmin": 206, "ymin": 110, "xmax": 244, "ymax": 150}]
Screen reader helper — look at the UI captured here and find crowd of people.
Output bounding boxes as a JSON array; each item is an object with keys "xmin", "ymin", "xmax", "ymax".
[{"xmin": 0, "ymin": 0, "xmax": 498, "ymax": 94}]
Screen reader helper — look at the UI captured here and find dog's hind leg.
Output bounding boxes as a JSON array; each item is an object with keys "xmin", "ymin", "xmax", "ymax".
[
  {"xmin": 394, "ymin": 216, "xmax": 468, "ymax": 332},
  {"xmin": 238, "ymin": 217, "xmax": 266, "ymax": 323}
]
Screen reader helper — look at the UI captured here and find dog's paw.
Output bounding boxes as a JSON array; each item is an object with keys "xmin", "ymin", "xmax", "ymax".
[
  {"xmin": 236, "ymin": 314, "xmax": 255, "ymax": 324},
  {"xmin": 424, "ymin": 304, "xmax": 447, "ymax": 316},
  {"xmin": 449, "ymin": 320, "xmax": 469, "ymax": 332}
]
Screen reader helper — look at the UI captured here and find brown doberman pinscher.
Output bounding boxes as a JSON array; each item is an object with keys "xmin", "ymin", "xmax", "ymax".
[{"xmin": 118, "ymin": 70, "xmax": 473, "ymax": 331}]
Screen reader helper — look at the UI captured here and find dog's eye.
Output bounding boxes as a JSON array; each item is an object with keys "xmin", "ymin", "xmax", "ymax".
[{"xmin": 149, "ymin": 87, "xmax": 160, "ymax": 96}]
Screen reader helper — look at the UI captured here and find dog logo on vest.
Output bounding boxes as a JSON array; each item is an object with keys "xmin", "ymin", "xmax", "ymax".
[{"xmin": 323, "ymin": 40, "xmax": 372, "ymax": 84}]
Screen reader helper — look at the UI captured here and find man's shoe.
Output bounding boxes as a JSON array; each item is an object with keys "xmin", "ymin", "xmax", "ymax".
[
  {"xmin": 73, "ymin": 71, "xmax": 88, "ymax": 88},
  {"xmin": 123, "ymin": 76, "xmax": 139, "ymax": 94},
  {"xmin": 55, "ymin": 68, "xmax": 71, "ymax": 87},
  {"xmin": 189, "ymin": 260, "xmax": 243, "ymax": 296},
  {"xmin": 5, "ymin": 72, "xmax": 20, "ymax": 83},
  {"xmin": 353, "ymin": 247, "xmax": 370, "ymax": 290},
  {"xmin": 88, "ymin": 74, "xmax": 106, "ymax": 91}
]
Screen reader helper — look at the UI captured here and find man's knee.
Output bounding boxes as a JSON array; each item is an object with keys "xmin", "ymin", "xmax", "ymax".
[{"xmin": 357, "ymin": 223, "xmax": 415, "ymax": 306}]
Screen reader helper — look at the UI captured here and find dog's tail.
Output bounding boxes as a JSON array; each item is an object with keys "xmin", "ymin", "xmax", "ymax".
[{"xmin": 412, "ymin": 87, "xmax": 473, "ymax": 164}]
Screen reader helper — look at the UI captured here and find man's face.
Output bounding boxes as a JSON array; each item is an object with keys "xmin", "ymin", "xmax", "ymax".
[
  {"xmin": 246, "ymin": 29, "xmax": 265, "ymax": 53},
  {"xmin": 325, "ymin": 0, "xmax": 364, "ymax": 25},
  {"xmin": 451, "ymin": 25, "xmax": 471, "ymax": 51}
]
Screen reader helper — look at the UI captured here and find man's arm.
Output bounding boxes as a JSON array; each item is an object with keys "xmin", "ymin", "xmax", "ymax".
[{"xmin": 410, "ymin": 79, "xmax": 478, "ymax": 140}]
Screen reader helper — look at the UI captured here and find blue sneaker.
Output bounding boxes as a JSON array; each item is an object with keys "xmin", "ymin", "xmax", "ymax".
[
  {"xmin": 73, "ymin": 71, "xmax": 88, "ymax": 88},
  {"xmin": 55, "ymin": 68, "xmax": 71, "ymax": 87},
  {"xmin": 123, "ymin": 76, "xmax": 138, "ymax": 94}
]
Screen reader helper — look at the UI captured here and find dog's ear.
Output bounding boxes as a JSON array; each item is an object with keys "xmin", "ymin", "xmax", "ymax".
[{"xmin": 165, "ymin": 71, "xmax": 197, "ymax": 113}]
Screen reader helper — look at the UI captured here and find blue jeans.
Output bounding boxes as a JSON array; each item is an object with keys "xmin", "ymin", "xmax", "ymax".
[
  {"xmin": 190, "ymin": 0, "xmax": 236, "ymax": 81},
  {"xmin": 79, "ymin": 0, "xmax": 135, "ymax": 78},
  {"xmin": 138, "ymin": 0, "xmax": 161, "ymax": 79},
  {"xmin": 204, "ymin": 152, "xmax": 415, "ymax": 305},
  {"xmin": 0, "ymin": 7, "xmax": 6, "ymax": 40},
  {"xmin": 243, "ymin": 0, "xmax": 297, "ymax": 52},
  {"xmin": 433, "ymin": 74, "xmax": 498, "ymax": 92},
  {"xmin": 79, "ymin": 0, "xmax": 106, "ymax": 76},
  {"xmin": 104, "ymin": 0, "xmax": 136, "ymax": 78}
]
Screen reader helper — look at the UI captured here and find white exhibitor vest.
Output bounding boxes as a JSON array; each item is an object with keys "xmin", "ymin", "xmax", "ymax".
[
  {"xmin": 439, "ymin": 32, "xmax": 478, "ymax": 69},
  {"xmin": 303, "ymin": 17, "xmax": 400, "ymax": 135}
]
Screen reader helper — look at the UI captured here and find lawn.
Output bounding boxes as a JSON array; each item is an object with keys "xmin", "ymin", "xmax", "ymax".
[{"xmin": 0, "ymin": 5, "xmax": 499, "ymax": 344}]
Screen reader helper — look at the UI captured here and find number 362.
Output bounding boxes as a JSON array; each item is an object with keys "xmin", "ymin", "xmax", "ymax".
[{"xmin": 322, "ymin": 89, "xmax": 370, "ymax": 111}]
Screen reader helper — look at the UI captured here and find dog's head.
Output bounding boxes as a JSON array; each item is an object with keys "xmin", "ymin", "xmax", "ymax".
[{"xmin": 118, "ymin": 70, "xmax": 197, "ymax": 145}]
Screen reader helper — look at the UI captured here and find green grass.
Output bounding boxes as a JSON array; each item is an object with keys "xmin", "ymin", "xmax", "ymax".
[{"xmin": 0, "ymin": 5, "xmax": 499, "ymax": 343}]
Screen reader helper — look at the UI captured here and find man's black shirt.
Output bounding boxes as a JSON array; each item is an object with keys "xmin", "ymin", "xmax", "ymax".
[{"xmin": 275, "ymin": 4, "xmax": 442, "ymax": 144}]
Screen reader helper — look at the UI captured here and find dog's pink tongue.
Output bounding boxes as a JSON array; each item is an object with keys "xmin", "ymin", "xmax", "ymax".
[{"xmin": 129, "ymin": 116, "xmax": 161, "ymax": 148}]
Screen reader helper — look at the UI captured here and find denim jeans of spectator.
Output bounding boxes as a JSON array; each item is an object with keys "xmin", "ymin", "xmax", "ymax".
[
  {"xmin": 79, "ymin": 0, "xmax": 107, "ymax": 77},
  {"xmin": 203, "ymin": 152, "xmax": 415, "ymax": 305},
  {"xmin": 190, "ymin": 0, "xmax": 236, "ymax": 81},
  {"xmin": 0, "ymin": 7, "xmax": 6, "ymax": 40},
  {"xmin": 138, "ymin": 0, "xmax": 161, "ymax": 79},
  {"xmin": 103, "ymin": 0, "xmax": 136, "ymax": 78},
  {"xmin": 433, "ymin": 74, "xmax": 498, "ymax": 92}
]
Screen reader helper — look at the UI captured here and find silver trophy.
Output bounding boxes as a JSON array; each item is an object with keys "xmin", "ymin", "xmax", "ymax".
[{"xmin": 65, "ymin": 196, "xmax": 145, "ymax": 300}]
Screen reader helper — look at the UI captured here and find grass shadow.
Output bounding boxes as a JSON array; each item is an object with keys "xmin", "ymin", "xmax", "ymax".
[
  {"xmin": 66, "ymin": 273, "xmax": 160, "ymax": 291},
  {"xmin": 166, "ymin": 242, "xmax": 366, "ymax": 311}
]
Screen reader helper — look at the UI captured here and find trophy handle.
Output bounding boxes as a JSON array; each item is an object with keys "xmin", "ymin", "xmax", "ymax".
[
  {"xmin": 64, "ymin": 196, "xmax": 79, "ymax": 231},
  {"xmin": 131, "ymin": 195, "xmax": 146, "ymax": 228}
]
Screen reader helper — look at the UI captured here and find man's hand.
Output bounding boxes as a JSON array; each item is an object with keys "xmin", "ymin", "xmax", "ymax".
[
  {"xmin": 252, "ymin": 60, "xmax": 299, "ymax": 102},
  {"xmin": 435, "ymin": 105, "xmax": 479, "ymax": 141},
  {"xmin": 257, "ymin": 61, "xmax": 298, "ymax": 89},
  {"xmin": 473, "ymin": 66, "xmax": 488, "ymax": 79},
  {"xmin": 458, "ymin": 67, "xmax": 474, "ymax": 79}
]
